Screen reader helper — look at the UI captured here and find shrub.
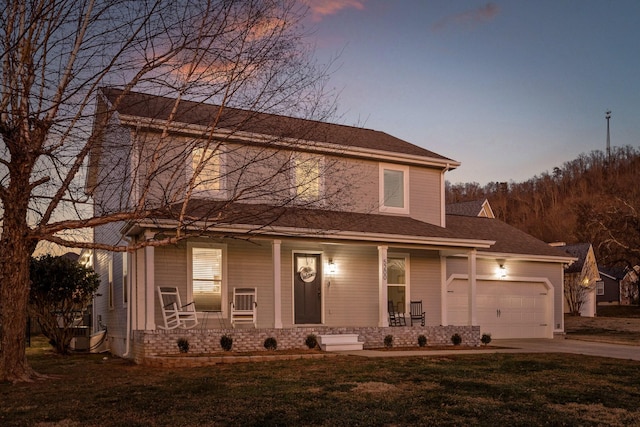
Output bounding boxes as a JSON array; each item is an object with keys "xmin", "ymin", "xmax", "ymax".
[
  {"xmin": 177, "ymin": 338, "xmax": 189, "ymax": 353},
  {"xmin": 29, "ymin": 254, "xmax": 101, "ymax": 354},
  {"xmin": 305, "ymin": 334, "xmax": 318, "ymax": 349},
  {"xmin": 417, "ymin": 334, "xmax": 427, "ymax": 347},
  {"xmin": 264, "ymin": 337, "xmax": 278, "ymax": 350},
  {"xmin": 451, "ymin": 333, "xmax": 462, "ymax": 345},
  {"xmin": 481, "ymin": 333, "xmax": 492, "ymax": 346},
  {"xmin": 220, "ymin": 335, "xmax": 233, "ymax": 351},
  {"xmin": 383, "ymin": 335, "xmax": 393, "ymax": 348}
]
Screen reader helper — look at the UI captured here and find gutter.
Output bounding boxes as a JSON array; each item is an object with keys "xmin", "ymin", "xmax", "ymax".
[{"xmin": 122, "ymin": 219, "xmax": 495, "ymax": 250}]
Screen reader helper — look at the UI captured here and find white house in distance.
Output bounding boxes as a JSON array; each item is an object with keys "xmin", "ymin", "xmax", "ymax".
[{"xmin": 86, "ymin": 89, "xmax": 573, "ymax": 362}]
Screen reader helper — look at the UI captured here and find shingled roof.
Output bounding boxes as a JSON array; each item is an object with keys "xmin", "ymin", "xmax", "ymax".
[
  {"xmin": 445, "ymin": 215, "xmax": 571, "ymax": 258},
  {"xmin": 133, "ymin": 200, "xmax": 571, "ymax": 259},
  {"xmin": 446, "ymin": 199, "xmax": 494, "ymax": 218},
  {"xmin": 100, "ymin": 88, "xmax": 456, "ymax": 162},
  {"xmin": 562, "ymin": 243, "xmax": 593, "ymax": 273}
]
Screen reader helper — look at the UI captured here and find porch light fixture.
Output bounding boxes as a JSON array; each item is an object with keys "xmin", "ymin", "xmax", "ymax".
[
  {"xmin": 328, "ymin": 259, "xmax": 336, "ymax": 275},
  {"xmin": 498, "ymin": 264, "xmax": 507, "ymax": 279}
]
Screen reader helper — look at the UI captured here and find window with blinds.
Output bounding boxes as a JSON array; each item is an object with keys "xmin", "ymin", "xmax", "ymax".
[
  {"xmin": 192, "ymin": 147, "xmax": 221, "ymax": 192},
  {"xmin": 191, "ymin": 247, "xmax": 223, "ymax": 311},
  {"xmin": 294, "ymin": 155, "xmax": 322, "ymax": 202},
  {"xmin": 387, "ymin": 256, "xmax": 408, "ymax": 314}
]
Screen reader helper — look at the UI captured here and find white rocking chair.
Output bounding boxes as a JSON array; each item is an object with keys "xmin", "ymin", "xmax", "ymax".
[
  {"xmin": 230, "ymin": 287, "xmax": 257, "ymax": 328},
  {"xmin": 157, "ymin": 286, "xmax": 198, "ymax": 330}
]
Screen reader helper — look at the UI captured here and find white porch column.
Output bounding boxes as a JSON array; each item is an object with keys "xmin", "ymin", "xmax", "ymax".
[
  {"xmin": 144, "ymin": 231, "xmax": 155, "ymax": 330},
  {"xmin": 440, "ymin": 255, "xmax": 448, "ymax": 326},
  {"xmin": 467, "ymin": 249, "xmax": 477, "ymax": 326},
  {"xmin": 378, "ymin": 245, "xmax": 388, "ymax": 327},
  {"xmin": 272, "ymin": 239, "xmax": 282, "ymax": 329}
]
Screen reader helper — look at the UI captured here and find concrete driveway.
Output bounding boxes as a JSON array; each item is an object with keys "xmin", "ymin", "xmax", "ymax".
[
  {"xmin": 341, "ymin": 337, "xmax": 640, "ymax": 361},
  {"xmin": 495, "ymin": 337, "xmax": 640, "ymax": 361}
]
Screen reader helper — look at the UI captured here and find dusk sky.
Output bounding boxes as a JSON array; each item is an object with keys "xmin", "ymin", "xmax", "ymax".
[{"xmin": 306, "ymin": 0, "xmax": 640, "ymax": 186}]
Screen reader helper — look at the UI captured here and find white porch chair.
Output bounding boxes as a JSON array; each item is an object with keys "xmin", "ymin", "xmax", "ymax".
[
  {"xmin": 230, "ymin": 287, "xmax": 257, "ymax": 328},
  {"xmin": 157, "ymin": 286, "xmax": 198, "ymax": 330}
]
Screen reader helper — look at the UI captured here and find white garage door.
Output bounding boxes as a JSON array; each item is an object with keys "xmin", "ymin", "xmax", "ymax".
[{"xmin": 447, "ymin": 279, "xmax": 552, "ymax": 339}]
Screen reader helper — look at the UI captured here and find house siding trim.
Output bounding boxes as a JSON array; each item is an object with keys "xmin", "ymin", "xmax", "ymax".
[
  {"xmin": 124, "ymin": 219, "xmax": 495, "ymax": 249},
  {"xmin": 116, "ymin": 114, "xmax": 461, "ymax": 170}
]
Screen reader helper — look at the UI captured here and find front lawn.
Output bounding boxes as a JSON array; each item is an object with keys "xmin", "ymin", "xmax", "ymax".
[{"xmin": 2, "ymin": 337, "xmax": 640, "ymax": 426}]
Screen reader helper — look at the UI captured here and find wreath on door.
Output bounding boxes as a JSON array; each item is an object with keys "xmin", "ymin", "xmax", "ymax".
[{"xmin": 298, "ymin": 265, "xmax": 316, "ymax": 283}]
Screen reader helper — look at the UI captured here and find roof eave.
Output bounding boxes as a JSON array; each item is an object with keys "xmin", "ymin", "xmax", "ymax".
[
  {"xmin": 117, "ymin": 114, "xmax": 460, "ymax": 169},
  {"xmin": 123, "ymin": 219, "xmax": 493, "ymax": 249}
]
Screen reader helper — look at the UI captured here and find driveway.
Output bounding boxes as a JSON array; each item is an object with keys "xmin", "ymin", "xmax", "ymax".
[
  {"xmin": 341, "ymin": 337, "xmax": 640, "ymax": 361},
  {"xmin": 495, "ymin": 337, "xmax": 640, "ymax": 361}
]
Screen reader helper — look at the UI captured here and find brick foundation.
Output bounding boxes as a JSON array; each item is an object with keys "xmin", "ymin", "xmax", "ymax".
[{"xmin": 132, "ymin": 325, "xmax": 481, "ymax": 364}]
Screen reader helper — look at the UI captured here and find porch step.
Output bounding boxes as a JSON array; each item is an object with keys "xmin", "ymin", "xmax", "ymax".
[{"xmin": 318, "ymin": 334, "xmax": 363, "ymax": 352}]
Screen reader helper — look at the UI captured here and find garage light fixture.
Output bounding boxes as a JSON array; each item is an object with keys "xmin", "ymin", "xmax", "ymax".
[{"xmin": 498, "ymin": 263, "xmax": 507, "ymax": 279}]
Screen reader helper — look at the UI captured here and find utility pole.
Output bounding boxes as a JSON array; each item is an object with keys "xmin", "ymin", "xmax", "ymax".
[{"xmin": 606, "ymin": 110, "xmax": 611, "ymax": 161}]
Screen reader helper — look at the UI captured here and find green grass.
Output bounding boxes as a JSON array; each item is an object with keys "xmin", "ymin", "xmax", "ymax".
[
  {"xmin": 597, "ymin": 305, "xmax": 640, "ymax": 318},
  {"xmin": 2, "ymin": 337, "xmax": 640, "ymax": 426}
]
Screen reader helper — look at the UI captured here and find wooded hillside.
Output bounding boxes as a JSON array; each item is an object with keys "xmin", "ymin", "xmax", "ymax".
[{"xmin": 446, "ymin": 146, "xmax": 640, "ymax": 268}]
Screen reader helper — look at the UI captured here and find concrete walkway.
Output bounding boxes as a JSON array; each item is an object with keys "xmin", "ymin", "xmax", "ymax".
[{"xmin": 339, "ymin": 337, "xmax": 640, "ymax": 361}]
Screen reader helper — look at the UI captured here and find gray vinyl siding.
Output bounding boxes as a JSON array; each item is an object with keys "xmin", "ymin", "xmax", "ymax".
[
  {"xmin": 226, "ymin": 240, "xmax": 274, "ymax": 328},
  {"xmin": 409, "ymin": 166, "xmax": 442, "ymax": 225},
  {"xmin": 93, "ymin": 220, "xmax": 129, "ymax": 353},
  {"xmin": 132, "ymin": 128, "xmax": 446, "ymax": 218},
  {"xmin": 321, "ymin": 245, "xmax": 379, "ymax": 327},
  {"xmin": 154, "ymin": 242, "xmax": 188, "ymax": 328},
  {"xmin": 406, "ymin": 250, "xmax": 442, "ymax": 325}
]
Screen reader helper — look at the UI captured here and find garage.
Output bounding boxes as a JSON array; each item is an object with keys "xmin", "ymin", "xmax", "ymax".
[{"xmin": 447, "ymin": 279, "xmax": 553, "ymax": 339}]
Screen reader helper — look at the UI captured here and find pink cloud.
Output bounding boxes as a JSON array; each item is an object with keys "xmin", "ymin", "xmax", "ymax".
[
  {"xmin": 432, "ymin": 3, "xmax": 500, "ymax": 31},
  {"xmin": 305, "ymin": 0, "xmax": 366, "ymax": 22}
]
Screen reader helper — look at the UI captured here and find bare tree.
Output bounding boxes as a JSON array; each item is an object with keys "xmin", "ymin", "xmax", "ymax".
[
  {"xmin": 564, "ymin": 274, "xmax": 595, "ymax": 316},
  {"xmin": 0, "ymin": 0, "xmax": 337, "ymax": 382}
]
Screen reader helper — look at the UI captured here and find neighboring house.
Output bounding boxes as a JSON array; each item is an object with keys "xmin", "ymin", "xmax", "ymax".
[
  {"xmin": 620, "ymin": 265, "xmax": 640, "ymax": 305},
  {"xmin": 597, "ymin": 266, "xmax": 624, "ymax": 305},
  {"xmin": 87, "ymin": 88, "xmax": 573, "ymax": 361},
  {"xmin": 555, "ymin": 243, "xmax": 600, "ymax": 317},
  {"xmin": 446, "ymin": 199, "xmax": 495, "ymax": 218}
]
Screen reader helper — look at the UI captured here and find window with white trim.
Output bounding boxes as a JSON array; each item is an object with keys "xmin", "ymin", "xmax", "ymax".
[
  {"xmin": 189, "ymin": 245, "xmax": 225, "ymax": 311},
  {"xmin": 293, "ymin": 153, "xmax": 323, "ymax": 203},
  {"xmin": 190, "ymin": 146, "xmax": 223, "ymax": 194},
  {"xmin": 596, "ymin": 280, "xmax": 605, "ymax": 296},
  {"xmin": 380, "ymin": 163, "xmax": 409, "ymax": 214},
  {"xmin": 387, "ymin": 255, "xmax": 409, "ymax": 313}
]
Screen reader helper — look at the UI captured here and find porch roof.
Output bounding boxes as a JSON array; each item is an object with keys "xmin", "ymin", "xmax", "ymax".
[{"xmin": 125, "ymin": 200, "xmax": 572, "ymax": 259}]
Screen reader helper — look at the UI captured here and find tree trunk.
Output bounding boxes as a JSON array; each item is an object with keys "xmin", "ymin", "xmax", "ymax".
[{"xmin": 0, "ymin": 190, "xmax": 38, "ymax": 382}]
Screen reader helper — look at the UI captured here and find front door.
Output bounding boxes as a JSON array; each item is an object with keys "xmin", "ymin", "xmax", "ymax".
[{"xmin": 294, "ymin": 253, "xmax": 322, "ymax": 324}]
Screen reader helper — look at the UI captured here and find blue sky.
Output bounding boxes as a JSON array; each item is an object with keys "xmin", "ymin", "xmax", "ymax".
[{"xmin": 307, "ymin": 0, "xmax": 640, "ymax": 185}]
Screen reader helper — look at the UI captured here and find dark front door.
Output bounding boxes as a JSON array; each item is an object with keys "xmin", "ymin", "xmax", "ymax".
[{"xmin": 294, "ymin": 253, "xmax": 322, "ymax": 324}]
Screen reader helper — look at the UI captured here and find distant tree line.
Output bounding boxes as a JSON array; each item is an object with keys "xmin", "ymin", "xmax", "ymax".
[{"xmin": 446, "ymin": 146, "xmax": 640, "ymax": 269}]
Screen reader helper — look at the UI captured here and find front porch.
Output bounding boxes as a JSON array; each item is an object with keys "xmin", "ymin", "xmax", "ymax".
[{"xmin": 131, "ymin": 325, "xmax": 481, "ymax": 365}]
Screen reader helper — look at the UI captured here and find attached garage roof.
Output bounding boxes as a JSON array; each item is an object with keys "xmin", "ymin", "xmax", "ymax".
[{"xmin": 445, "ymin": 215, "xmax": 572, "ymax": 258}]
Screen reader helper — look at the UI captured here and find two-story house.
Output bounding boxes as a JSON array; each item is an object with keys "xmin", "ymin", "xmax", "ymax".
[{"xmin": 86, "ymin": 88, "xmax": 573, "ymax": 362}]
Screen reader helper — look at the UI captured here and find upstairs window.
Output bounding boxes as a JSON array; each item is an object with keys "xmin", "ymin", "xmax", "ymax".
[
  {"xmin": 380, "ymin": 163, "xmax": 409, "ymax": 214},
  {"xmin": 191, "ymin": 146, "xmax": 222, "ymax": 193},
  {"xmin": 293, "ymin": 154, "xmax": 323, "ymax": 203}
]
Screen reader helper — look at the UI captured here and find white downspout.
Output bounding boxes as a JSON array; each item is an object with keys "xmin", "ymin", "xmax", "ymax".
[{"xmin": 122, "ymin": 238, "xmax": 133, "ymax": 358}]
